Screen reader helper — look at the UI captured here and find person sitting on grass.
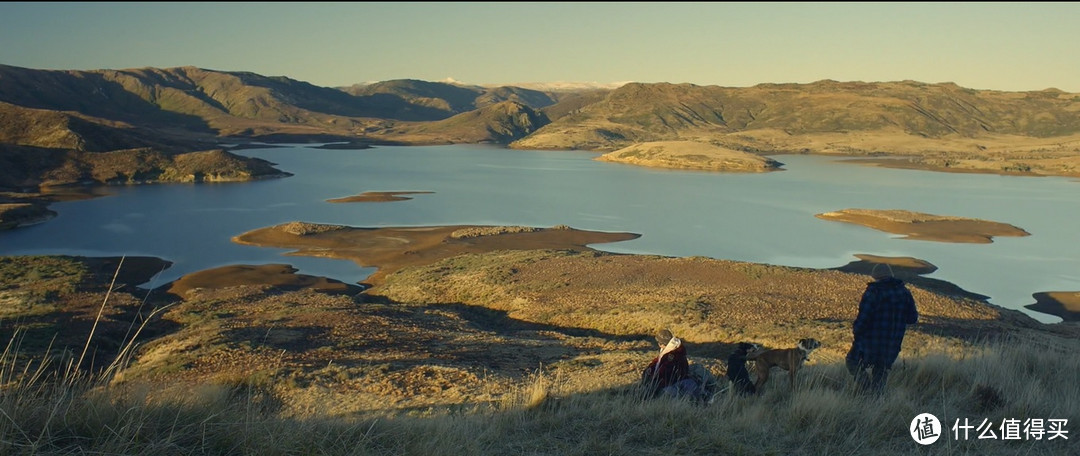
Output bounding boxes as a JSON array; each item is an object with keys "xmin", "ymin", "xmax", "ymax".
[{"xmin": 641, "ymin": 329, "xmax": 703, "ymax": 400}]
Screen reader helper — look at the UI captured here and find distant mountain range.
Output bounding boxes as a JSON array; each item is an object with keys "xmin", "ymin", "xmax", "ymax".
[{"xmin": 2, "ymin": 63, "xmax": 1080, "ymax": 190}]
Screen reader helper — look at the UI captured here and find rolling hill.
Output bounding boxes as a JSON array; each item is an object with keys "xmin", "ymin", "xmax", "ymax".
[
  {"xmin": 394, "ymin": 101, "xmax": 549, "ymax": 144},
  {"xmin": 0, "ymin": 66, "xmax": 567, "ymax": 189},
  {"xmin": 4, "ymin": 63, "xmax": 1080, "ymax": 191},
  {"xmin": 512, "ymin": 80, "xmax": 1080, "ymax": 151},
  {"xmin": 343, "ymin": 79, "xmax": 560, "ymax": 119}
]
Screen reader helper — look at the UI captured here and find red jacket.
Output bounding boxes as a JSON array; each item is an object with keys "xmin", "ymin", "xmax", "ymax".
[{"xmin": 641, "ymin": 345, "xmax": 689, "ymax": 394}]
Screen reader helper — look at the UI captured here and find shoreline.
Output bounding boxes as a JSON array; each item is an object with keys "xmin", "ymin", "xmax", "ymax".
[
  {"xmin": 834, "ymin": 156, "xmax": 1080, "ymax": 179},
  {"xmin": 4, "ymin": 225, "xmax": 1075, "ymax": 326},
  {"xmin": 2, "ymin": 142, "xmax": 1076, "ymax": 323},
  {"xmin": 224, "ymin": 221, "xmax": 1071, "ymax": 323},
  {"xmin": 6, "ymin": 220, "xmax": 1074, "ymax": 323}
]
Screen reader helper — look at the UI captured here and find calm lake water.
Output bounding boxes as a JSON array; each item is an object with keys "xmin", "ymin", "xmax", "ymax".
[{"xmin": 2, "ymin": 144, "xmax": 1078, "ymax": 323}]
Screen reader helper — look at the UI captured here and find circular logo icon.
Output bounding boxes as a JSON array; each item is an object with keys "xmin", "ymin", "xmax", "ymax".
[{"xmin": 910, "ymin": 413, "xmax": 942, "ymax": 445}]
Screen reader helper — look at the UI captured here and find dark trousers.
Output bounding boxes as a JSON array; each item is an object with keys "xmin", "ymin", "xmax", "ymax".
[{"xmin": 846, "ymin": 352, "xmax": 891, "ymax": 394}]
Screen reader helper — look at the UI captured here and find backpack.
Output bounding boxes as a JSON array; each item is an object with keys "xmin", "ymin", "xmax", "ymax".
[{"xmin": 687, "ymin": 363, "xmax": 720, "ymax": 400}]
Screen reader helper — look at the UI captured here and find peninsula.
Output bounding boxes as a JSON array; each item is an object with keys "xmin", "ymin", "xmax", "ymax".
[{"xmin": 595, "ymin": 141, "xmax": 783, "ymax": 172}]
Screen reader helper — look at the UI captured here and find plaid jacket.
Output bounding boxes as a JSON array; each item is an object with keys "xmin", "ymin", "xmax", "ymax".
[{"xmin": 852, "ymin": 277, "xmax": 919, "ymax": 365}]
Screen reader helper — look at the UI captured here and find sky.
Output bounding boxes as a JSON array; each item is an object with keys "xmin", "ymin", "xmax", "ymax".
[{"xmin": 0, "ymin": 2, "xmax": 1078, "ymax": 92}]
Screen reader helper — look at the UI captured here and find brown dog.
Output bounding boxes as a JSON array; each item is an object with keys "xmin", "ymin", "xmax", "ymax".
[{"xmin": 747, "ymin": 338, "xmax": 821, "ymax": 393}]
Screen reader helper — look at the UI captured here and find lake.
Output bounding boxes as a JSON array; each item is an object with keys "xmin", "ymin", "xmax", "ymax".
[{"xmin": 2, "ymin": 144, "xmax": 1078, "ymax": 323}]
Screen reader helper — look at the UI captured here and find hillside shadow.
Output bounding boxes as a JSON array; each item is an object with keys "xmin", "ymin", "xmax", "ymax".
[
  {"xmin": 228, "ymin": 74, "xmax": 454, "ymax": 121},
  {"xmin": 353, "ymin": 295, "xmax": 760, "ymax": 379},
  {"xmin": 53, "ymin": 73, "xmax": 214, "ymax": 132},
  {"xmin": 299, "ymin": 297, "xmax": 649, "ymax": 373},
  {"xmin": 830, "ymin": 256, "xmax": 991, "ymax": 302},
  {"xmin": 3, "ymin": 302, "xmax": 182, "ymax": 374},
  {"xmin": 1025, "ymin": 292, "xmax": 1080, "ymax": 322}
]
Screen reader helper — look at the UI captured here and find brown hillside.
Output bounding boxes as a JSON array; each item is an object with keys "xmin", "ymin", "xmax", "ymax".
[
  {"xmin": 395, "ymin": 101, "xmax": 550, "ymax": 144},
  {"xmin": 345, "ymin": 79, "xmax": 559, "ymax": 118},
  {"xmin": 520, "ymin": 80, "xmax": 1080, "ymax": 144}
]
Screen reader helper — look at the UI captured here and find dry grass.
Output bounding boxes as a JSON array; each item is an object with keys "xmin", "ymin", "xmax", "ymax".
[
  {"xmin": 2, "ymin": 335, "xmax": 1076, "ymax": 455},
  {"xmin": 5, "ymin": 250, "xmax": 1079, "ymax": 455},
  {"xmin": 2, "ymin": 250, "xmax": 1078, "ymax": 455}
]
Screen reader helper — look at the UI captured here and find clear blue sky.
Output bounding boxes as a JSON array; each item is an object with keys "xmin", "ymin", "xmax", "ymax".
[{"xmin": 1, "ymin": 2, "xmax": 1077, "ymax": 91}]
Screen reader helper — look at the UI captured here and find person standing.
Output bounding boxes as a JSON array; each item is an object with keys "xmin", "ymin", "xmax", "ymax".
[{"xmin": 846, "ymin": 265, "xmax": 919, "ymax": 394}]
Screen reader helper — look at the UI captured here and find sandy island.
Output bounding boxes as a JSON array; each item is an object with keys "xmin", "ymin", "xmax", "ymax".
[
  {"xmin": 816, "ymin": 209, "xmax": 1030, "ymax": 243},
  {"xmin": 325, "ymin": 191, "xmax": 435, "ymax": 203}
]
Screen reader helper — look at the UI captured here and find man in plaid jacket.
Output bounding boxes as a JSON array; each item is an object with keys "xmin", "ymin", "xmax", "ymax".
[{"xmin": 846, "ymin": 266, "xmax": 919, "ymax": 394}]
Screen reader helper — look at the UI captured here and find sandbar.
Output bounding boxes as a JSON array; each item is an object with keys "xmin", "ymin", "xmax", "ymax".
[
  {"xmin": 816, "ymin": 209, "xmax": 1030, "ymax": 243},
  {"xmin": 326, "ymin": 191, "xmax": 435, "ymax": 203}
]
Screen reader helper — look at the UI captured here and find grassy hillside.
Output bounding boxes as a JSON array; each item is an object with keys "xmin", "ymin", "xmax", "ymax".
[
  {"xmin": 1, "ymin": 250, "xmax": 1076, "ymax": 455},
  {"xmin": 539, "ymin": 88, "xmax": 612, "ymax": 121},
  {"xmin": 517, "ymin": 80, "xmax": 1080, "ymax": 147},
  {"xmin": 0, "ymin": 64, "xmax": 419, "ymax": 136},
  {"xmin": 512, "ymin": 80, "xmax": 1080, "ymax": 176},
  {"xmin": 3, "ymin": 337, "xmax": 1076, "ymax": 455},
  {"xmin": 345, "ymin": 79, "xmax": 559, "ymax": 119},
  {"xmin": 0, "ymin": 101, "xmax": 211, "ymax": 153},
  {"xmin": 0, "ymin": 66, "xmax": 568, "ymax": 187},
  {"xmin": 5, "ymin": 64, "xmax": 1080, "ymax": 183},
  {"xmin": 400, "ymin": 101, "xmax": 550, "ymax": 144},
  {"xmin": 0, "ymin": 144, "xmax": 289, "ymax": 188},
  {"xmin": 596, "ymin": 140, "xmax": 783, "ymax": 172}
]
